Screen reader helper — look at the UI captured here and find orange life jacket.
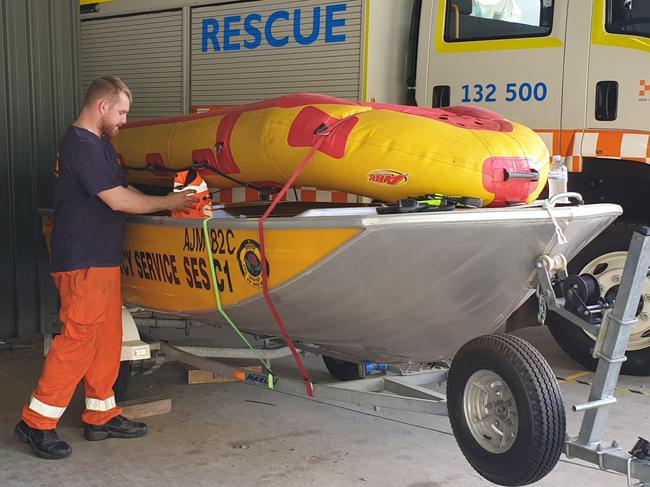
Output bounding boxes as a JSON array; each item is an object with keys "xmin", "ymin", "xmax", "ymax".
[{"xmin": 172, "ymin": 169, "xmax": 212, "ymax": 218}]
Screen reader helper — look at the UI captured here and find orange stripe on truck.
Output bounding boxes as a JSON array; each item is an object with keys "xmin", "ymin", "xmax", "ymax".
[{"xmin": 535, "ymin": 129, "xmax": 650, "ymax": 173}]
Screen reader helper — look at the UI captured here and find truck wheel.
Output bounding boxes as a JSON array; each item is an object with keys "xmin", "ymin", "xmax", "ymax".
[
  {"xmin": 447, "ymin": 334, "xmax": 565, "ymax": 486},
  {"xmin": 546, "ymin": 222, "xmax": 650, "ymax": 376},
  {"xmin": 322, "ymin": 356, "xmax": 362, "ymax": 381}
]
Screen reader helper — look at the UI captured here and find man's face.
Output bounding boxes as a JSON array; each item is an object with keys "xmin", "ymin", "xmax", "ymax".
[{"xmin": 99, "ymin": 92, "xmax": 130, "ymax": 138}]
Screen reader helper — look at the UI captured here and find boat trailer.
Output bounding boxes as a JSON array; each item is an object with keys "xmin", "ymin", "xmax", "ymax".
[{"xmin": 125, "ymin": 227, "xmax": 650, "ymax": 486}]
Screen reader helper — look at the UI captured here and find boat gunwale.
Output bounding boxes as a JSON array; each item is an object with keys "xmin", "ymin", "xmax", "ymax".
[{"xmin": 38, "ymin": 203, "xmax": 623, "ymax": 231}]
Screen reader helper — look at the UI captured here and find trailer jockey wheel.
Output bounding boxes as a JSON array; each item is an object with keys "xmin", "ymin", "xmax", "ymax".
[
  {"xmin": 447, "ymin": 334, "xmax": 565, "ymax": 486},
  {"xmin": 547, "ymin": 222, "xmax": 650, "ymax": 376}
]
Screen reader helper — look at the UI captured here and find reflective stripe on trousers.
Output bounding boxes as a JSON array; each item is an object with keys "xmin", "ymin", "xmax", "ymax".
[
  {"xmin": 85, "ymin": 396, "xmax": 117, "ymax": 412},
  {"xmin": 28, "ymin": 396, "xmax": 66, "ymax": 419}
]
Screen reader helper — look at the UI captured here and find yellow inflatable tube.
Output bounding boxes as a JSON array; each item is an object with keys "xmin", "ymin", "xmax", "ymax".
[{"xmin": 114, "ymin": 93, "xmax": 549, "ymax": 207}]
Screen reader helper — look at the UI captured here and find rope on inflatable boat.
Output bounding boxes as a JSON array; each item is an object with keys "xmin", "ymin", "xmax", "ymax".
[
  {"xmin": 257, "ymin": 122, "xmax": 338, "ymax": 398},
  {"xmin": 124, "ymin": 160, "xmax": 279, "ymax": 195},
  {"xmin": 202, "ymin": 218, "xmax": 276, "ymax": 388}
]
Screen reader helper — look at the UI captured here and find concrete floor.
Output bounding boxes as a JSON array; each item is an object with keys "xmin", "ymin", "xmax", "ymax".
[{"xmin": 0, "ymin": 325, "xmax": 648, "ymax": 487}]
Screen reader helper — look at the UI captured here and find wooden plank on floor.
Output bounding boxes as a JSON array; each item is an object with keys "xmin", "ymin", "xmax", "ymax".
[
  {"xmin": 118, "ymin": 395, "xmax": 172, "ymax": 420},
  {"xmin": 186, "ymin": 365, "xmax": 263, "ymax": 384}
]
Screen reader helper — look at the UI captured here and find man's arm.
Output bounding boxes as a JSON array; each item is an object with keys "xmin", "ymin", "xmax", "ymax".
[{"xmin": 98, "ymin": 185, "xmax": 198, "ymax": 214}]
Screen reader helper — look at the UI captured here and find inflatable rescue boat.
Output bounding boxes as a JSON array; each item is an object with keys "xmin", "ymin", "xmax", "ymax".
[{"xmin": 114, "ymin": 93, "xmax": 549, "ymax": 207}]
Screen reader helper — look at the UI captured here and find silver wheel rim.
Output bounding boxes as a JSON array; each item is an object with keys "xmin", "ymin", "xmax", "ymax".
[
  {"xmin": 580, "ymin": 251, "xmax": 650, "ymax": 352},
  {"xmin": 463, "ymin": 370, "xmax": 518, "ymax": 454}
]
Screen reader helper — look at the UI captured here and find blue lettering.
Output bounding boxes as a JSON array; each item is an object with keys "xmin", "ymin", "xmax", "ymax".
[
  {"xmin": 243, "ymin": 13, "xmax": 262, "ymax": 49},
  {"xmin": 223, "ymin": 15, "xmax": 241, "ymax": 51},
  {"xmin": 202, "ymin": 18, "xmax": 220, "ymax": 52},
  {"xmin": 265, "ymin": 10, "xmax": 290, "ymax": 47},
  {"xmin": 246, "ymin": 373, "xmax": 278, "ymax": 386},
  {"xmin": 294, "ymin": 7, "xmax": 321, "ymax": 45},
  {"xmin": 325, "ymin": 4, "xmax": 347, "ymax": 43},
  {"xmin": 247, "ymin": 374, "xmax": 265, "ymax": 384},
  {"xmin": 201, "ymin": 5, "xmax": 348, "ymax": 53}
]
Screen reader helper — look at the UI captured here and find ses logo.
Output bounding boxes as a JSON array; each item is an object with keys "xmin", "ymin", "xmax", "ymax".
[{"xmin": 201, "ymin": 3, "xmax": 348, "ymax": 53}]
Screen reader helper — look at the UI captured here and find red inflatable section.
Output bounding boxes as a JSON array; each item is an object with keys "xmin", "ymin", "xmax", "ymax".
[
  {"xmin": 124, "ymin": 93, "xmax": 513, "ymax": 134},
  {"xmin": 482, "ymin": 157, "xmax": 538, "ymax": 207},
  {"xmin": 287, "ymin": 106, "xmax": 359, "ymax": 159}
]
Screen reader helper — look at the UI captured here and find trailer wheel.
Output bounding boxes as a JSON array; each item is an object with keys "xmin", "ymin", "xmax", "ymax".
[
  {"xmin": 447, "ymin": 334, "xmax": 565, "ymax": 486},
  {"xmin": 547, "ymin": 222, "xmax": 650, "ymax": 376},
  {"xmin": 322, "ymin": 356, "xmax": 362, "ymax": 381}
]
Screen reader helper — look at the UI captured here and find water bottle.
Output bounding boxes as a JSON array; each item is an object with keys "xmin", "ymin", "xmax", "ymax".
[{"xmin": 548, "ymin": 155, "xmax": 568, "ymax": 203}]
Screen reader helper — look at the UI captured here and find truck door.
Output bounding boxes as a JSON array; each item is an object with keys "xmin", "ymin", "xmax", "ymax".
[
  {"xmin": 417, "ymin": 0, "xmax": 567, "ymax": 152},
  {"xmin": 585, "ymin": 0, "xmax": 650, "ymax": 148},
  {"xmin": 547, "ymin": 1, "xmax": 650, "ymax": 378}
]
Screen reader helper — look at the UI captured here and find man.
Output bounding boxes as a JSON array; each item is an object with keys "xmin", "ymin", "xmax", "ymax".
[{"xmin": 15, "ymin": 75, "xmax": 198, "ymax": 459}]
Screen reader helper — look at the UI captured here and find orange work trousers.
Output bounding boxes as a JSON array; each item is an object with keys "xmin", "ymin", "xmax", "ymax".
[{"xmin": 22, "ymin": 267, "xmax": 123, "ymax": 430}]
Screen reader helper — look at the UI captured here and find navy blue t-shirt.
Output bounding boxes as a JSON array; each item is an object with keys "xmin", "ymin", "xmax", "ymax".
[{"xmin": 51, "ymin": 126, "xmax": 128, "ymax": 272}]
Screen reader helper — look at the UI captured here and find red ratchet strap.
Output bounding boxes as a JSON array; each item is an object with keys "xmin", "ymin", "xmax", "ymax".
[{"xmin": 257, "ymin": 123, "xmax": 337, "ymax": 398}]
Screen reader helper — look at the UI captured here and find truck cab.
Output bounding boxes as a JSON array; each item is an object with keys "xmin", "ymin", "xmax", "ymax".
[{"xmin": 414, "ymin": 0, "xmax": 650, "ymax": 375}]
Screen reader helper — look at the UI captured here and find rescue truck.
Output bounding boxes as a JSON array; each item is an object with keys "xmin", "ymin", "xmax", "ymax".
[
  {"xmin": 80, "ymin": 0, "xmax": 650, "ymax": 374},
  {"xmin": 410, "ymin": 0, "xmax": 650, "ymax": 376}
]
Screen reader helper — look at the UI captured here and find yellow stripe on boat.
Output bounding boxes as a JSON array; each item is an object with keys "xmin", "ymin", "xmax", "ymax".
[{"xmin": 120, "ymin": 222, "xmax": 361, "ymax": 311}]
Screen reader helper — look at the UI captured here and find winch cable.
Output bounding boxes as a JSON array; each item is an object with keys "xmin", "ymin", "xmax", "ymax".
[
  {"xmin": 257, "ymin": 121, "xmax": 343, "ymax": 398},
  {"xmin": 201, "ymin": 218, "xmax": 276, "ymax": 388}
]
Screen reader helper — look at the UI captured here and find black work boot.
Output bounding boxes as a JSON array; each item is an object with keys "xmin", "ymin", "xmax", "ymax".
[
  {"xmin": 84, "ymin": 415, "xmax": 147, "ymax": 441},
  {"xmin": 14, "ymin": 420, "xmax": 72, "ymax": 459}
]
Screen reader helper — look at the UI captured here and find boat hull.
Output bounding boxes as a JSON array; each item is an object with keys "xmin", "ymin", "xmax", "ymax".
[{"xmin": 95, "ymin": 203, "xmax": 622, "ymax": 363}]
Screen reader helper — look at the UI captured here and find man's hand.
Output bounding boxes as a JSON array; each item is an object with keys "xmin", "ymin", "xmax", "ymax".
[
  {"xmin": 165, "ymin": 189, "xmax": 199, "ymax": 213},
  {"xmin": 98, "ymin": 185, "xmax": 199, "ymax": 214}
]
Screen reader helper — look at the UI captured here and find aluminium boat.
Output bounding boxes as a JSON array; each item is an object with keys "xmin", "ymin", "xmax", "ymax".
[{"xmin": 98, "ymin": 201, "xmax": 622, "ymax": 363}]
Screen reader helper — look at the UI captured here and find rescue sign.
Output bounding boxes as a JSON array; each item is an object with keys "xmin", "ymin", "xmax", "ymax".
[{"xmin": 201, "ymin": 3, "xmax": 348, "ymax": 52}]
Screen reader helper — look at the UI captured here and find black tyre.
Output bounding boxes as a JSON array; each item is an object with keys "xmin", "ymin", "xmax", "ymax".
[
  {"xmin": 447, "ymin": 334, "xmax": 565, "ymax": 486},
  {"xmin": 113, "ymin": 361, "xmax": 131, "ymax": 402},
  {"xmin": 322, "ymin": 356, "xmax": 362, "ymax": 381},
  {"xmin": 546, "ymin": 222, "xmax": 650, "ymax": 376}
]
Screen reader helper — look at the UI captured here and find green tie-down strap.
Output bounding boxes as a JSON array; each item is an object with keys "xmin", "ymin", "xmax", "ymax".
[
  {"xmin": 202, "ymin": 217, "xmax": 275, "ymax": 387},
  {"xmin": 376, "ymin": 194, "xmax": 483, "ymax": 214}
]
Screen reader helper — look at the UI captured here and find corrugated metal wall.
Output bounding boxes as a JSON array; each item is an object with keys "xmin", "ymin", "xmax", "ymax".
[
  {"xmin": 191, "ymin": 0, "xmax": 363, "ymax": 105},
  {"xmin": 80, "ymin": 9, "xmax": 184, "ymax": 119},
  {"xmin": 0, "ymin": 0, "xmax": 80, "ymax": 339},
  {"xmin": 79, "ymin": 0, "xmax": 364, "ymax": 111}
]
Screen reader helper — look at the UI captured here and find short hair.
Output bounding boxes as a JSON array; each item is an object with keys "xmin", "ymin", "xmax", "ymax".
[{"xmin": 83, "ymin": 75, "xmax": 132, "ymax": 107}]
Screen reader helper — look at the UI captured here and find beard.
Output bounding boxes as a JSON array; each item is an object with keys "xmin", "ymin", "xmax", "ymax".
[{"xmin": 100, "ymin": 117, "xmax": 120, "ymax": 139}]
